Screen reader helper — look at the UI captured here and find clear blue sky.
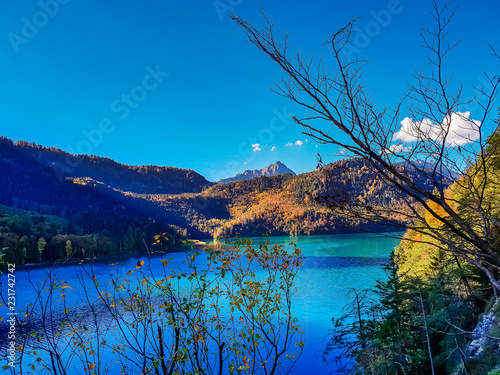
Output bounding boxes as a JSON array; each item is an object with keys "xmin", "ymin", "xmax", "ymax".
[{"xmin": 0, "ymin": 0, "xmax": 498, "ymax": 181}]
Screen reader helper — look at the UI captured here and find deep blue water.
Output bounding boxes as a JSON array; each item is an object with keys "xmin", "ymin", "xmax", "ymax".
[{"xmin": 0, "ymin": 232, "xmax": 402, "ymax": 373}]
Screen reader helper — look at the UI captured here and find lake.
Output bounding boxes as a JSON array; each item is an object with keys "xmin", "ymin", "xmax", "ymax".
[{"xmin": 0, "ymin": 232, "xmax": 402, "ymax": 374}]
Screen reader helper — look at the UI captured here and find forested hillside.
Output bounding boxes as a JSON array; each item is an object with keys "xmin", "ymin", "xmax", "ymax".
[
  {"xmin": 0, "ymin": 203, "xmax": 186, "ymax": 267},
  {"xmin": 0, "ymin": 137, "xmax": 198, "ymax": 266},
  {"xmin": 324, "ymin": 128, "xmax": 500, "ymax": 374},
  {"xmin": 0, "ymin": 136, "xmax": 452, "ymax": 266},
  {"xmin": 136, "ymin": 158, "xmax": 447, "ymax": 237},
  {"xmin": 5, "ymin": 137, "xmax": 212, "ymax": 194}
]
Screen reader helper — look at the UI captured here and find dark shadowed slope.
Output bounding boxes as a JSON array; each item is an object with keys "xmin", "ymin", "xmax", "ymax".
[{"xmin": 10, "ymin": 138, "xmax": 213, "ymax": 194}]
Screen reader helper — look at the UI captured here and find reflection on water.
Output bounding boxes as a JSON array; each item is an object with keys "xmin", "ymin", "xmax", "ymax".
[
  {"xmin": 0, "ymin": 232, "xmax": 402, "ymax": 374},
  {"xmin": 302, "ymin": 256, "xmax": 390, "ymax": 269}
]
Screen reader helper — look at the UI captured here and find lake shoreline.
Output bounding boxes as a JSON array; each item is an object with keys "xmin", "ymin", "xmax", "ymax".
[
  {"xmin": 15, "ymin": 243, "xmax": 196, "ymax": 271},
  {"xmin": 1, "ymin": 232, "xmax": 402, "ymax": 374}
]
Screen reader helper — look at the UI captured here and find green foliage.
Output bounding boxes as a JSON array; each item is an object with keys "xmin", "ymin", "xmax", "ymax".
[
  {"xmin": 357, "ymin": 123, "xmax": 500, "ymax": 374},
  {"xmin": 325, "ymin": 250, "xmax": 489, "ymax": 374},
  {"xmin": 0, "ymin": 204, "xmax": 188, "ymax": 267},
  {"xmin": 371, "ymin": 253, "xmax": 421, "ymax": 370},
  {"xmin": 64, "ymin": 240, "xmax": 72, "ymax": 259}
]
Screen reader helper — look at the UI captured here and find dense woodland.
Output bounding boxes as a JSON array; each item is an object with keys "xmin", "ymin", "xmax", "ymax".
[
  {"xmin": 137, "ymin": 158, "xmax": 443, "ymax": 238},
  {"xmin": 324, "ymin": 126, "xmax": 500, "ymax": 374},
  {"xmin": 0, "ymin": 137, "xmax": 197, "ymax": 266},
  {"xmin": 0, "ymin": 136, "xmax": 437, "ymax": 266},
  {"xmin": 0, "ymin": 204, "xmax": 186, "ymax": 267},
  {"xmin": 0, "ymin": 136, "xmax": 454, "ymax": 266}
]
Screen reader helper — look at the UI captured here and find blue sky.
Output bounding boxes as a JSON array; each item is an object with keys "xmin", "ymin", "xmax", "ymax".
[{"xmin": 0, "ymin": 0, "xmax": 499, "ymax": 181}]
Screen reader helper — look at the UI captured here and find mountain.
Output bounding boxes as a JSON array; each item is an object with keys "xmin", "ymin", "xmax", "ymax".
[
  {"xmin": 218, "ymin": 161, "xmax": 295, "ymax": 183},
  {"xmin": 0, "ymin": 137, "xmax": 210, "ymax": 236},
  {"xmin": 405, "ymin": 159, "xmax": 460, "ymax": 180},
  {"xmin": 10, "ymin": 139, "xmax": 213, "ymax": 194},
  {"xmin": 0, "ymin": 137, "xmax": 208, "ymax": 265},
  {"xmin": 0, "ymin": 136, "xmax": 453, "ymax": 266},
  {"xmin": 145, "ymin": 158, "xmax": 448, "ymax": 238}
]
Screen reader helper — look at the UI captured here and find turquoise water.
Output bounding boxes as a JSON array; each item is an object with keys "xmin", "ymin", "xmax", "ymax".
[
  {"xmin": 0, "ymin": 232, "xmax": 402, "ymax": 373},
  {"xmin": 280, "ymin": 233, "xmax": 401, "ymax": 373}
]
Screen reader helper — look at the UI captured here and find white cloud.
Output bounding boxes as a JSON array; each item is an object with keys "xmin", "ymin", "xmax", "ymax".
[
  {"xmin": 285, "ymin": 140, "xmax": 304, "ymax": 147},
  {"xmin": 388, "ymin": 144, "xmax": 412, "ymax": 153},
  {"xmin": 252, "ymin": 143, "xmax": 261, "ymax": 152},
  {"xmin": 271, "ymin": 146, "xmax": 276, "ymax": 151},
  {"xmin": 393, "ymin": 111, "xmax": 481, "ymax": 147}
]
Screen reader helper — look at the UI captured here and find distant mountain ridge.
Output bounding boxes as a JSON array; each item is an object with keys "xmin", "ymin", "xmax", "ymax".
[
  {"xmin": 7, "ymin": 138, "xmax": 213, "ymax": 194},
  {"xmin": 163, "ymin": 157, "xmax": 451, "ymax": 238},
  {"xmin": 218, "ymin": 161, "xmax": 295, "ymax": 183},
  {"xmin": 0, "ymin": 136, "xmax": 451, "ymax": 241},
  {"xmin": 0, "ymin": 136, "xmax": 204, "ymax": 232}
]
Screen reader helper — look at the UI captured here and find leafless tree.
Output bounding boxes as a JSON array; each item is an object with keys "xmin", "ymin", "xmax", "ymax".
[{"xmin": 232, "ymin": 1, "xmax": 500, "ymax": 295}]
